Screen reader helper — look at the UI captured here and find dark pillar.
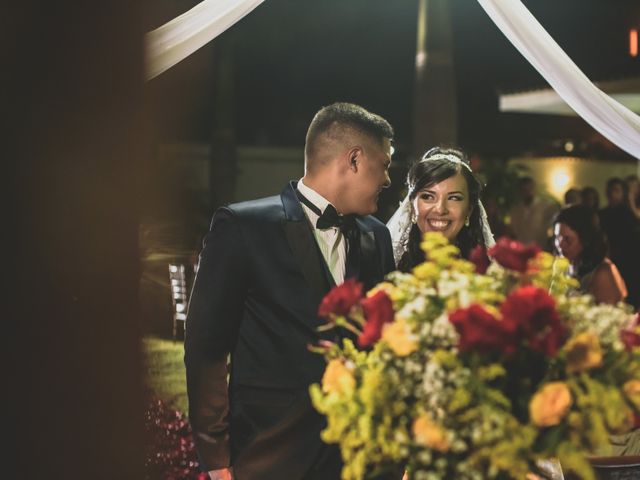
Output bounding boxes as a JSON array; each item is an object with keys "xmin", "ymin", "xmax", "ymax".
[
  {"xmin": 8, "ymin": 1, "xmax": 146, "ymax": 478},
  {"xmin": 413, "ymin": 0, "xmax": 458, "ymax": 155},
  {"xmin": 210, "ymin": 38, "xmax": 238, "ymax": 207}
]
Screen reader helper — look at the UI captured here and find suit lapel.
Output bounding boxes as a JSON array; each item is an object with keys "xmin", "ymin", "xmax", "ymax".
[
  {"xmin": 281, "ymin": 182, "xmax": 334, "ymax": 307},
  {"xmin": 354, "ymin": 218, "xmax": 379, "ymax": 291}
]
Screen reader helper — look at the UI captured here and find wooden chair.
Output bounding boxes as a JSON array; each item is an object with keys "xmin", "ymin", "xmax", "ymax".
[{"xmin": 589, "ymin": 455, "xmax": 640, "ymax": 479}]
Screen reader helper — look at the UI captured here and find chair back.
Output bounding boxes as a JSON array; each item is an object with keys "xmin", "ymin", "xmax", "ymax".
[{"xmin": 168, "ymin": 263, "xmax": 189, "ymax": 338}]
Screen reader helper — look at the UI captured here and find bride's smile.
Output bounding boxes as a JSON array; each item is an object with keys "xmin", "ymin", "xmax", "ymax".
[{"xmin": 412, "ymin": 171, "xmax": 471, "ymax": 241}]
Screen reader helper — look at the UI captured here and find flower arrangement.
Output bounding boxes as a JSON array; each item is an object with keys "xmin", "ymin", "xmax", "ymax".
[
  {"xmin": 310, "ymin": 233, "xmax": 640, "ymax": 480},
  {"xmin": 144, "ymin": 398, "xmax": 208, "ymax": 480}
]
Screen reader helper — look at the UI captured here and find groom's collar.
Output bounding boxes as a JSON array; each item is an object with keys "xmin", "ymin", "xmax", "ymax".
[
  {"xmin": 297, "ymin": 178, "xmax": 331, "ymax": 217},
  {"xmin": 281, "ymin": 181, "xmax": 375, "ymax": 232},
  {"xmin": 281, "ymin": 181, "xmax": 306, "ymax": 221}
]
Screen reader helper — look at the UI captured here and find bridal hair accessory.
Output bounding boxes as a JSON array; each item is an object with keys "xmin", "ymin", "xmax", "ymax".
[
  {"xmin": 420, "ymin": 152, "xmax": 472, "ymax": 171},
  {"xmin": 387, "ymin": 153, "xmax": 495, "ymax": 264},
  {"xmin": 407, "ymin": 153, "xmax": 471, "ymax": 197}
]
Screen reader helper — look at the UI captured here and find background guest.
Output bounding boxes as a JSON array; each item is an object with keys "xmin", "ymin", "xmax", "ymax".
[
  {"xmin": 553, "ymin": 204, "xmax": 627, "ymax": 305},
  {"xmin": 564, "ymin": 187, "xmax": 581, "ymax": 206},
  {"xmin": 581, "ymin": 186, "xmax": 600, "ymax": 211},
  {"xmin": 626, "ymin": 174, "xmax": 640, "ymax": 220},
  {"xmin": 508, "ymin": 176, "xmax": 560, "ymax": 251},
  {"xmin": 598, "ymin": 177, "xmax": 640, "ymax": 309}
]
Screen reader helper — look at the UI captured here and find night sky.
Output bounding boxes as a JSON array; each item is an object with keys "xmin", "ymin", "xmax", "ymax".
[{"xmin": 148, "ymin": 0, "xmax": 640, "ymax": 159}]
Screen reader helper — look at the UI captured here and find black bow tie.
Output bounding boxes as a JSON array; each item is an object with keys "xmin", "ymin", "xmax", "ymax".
[
  {"xmin": 317, "ymin": 204, "xmax": 357, "ymax": 231},
  {"xmin": 296, "ymin": 190, "xmax": 356, "ymax": 231}
]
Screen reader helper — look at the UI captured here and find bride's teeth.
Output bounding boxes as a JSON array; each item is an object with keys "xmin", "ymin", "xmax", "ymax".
[{"xmin": 428, "ymin": 219, "xmax": 450, "ymax": 229}]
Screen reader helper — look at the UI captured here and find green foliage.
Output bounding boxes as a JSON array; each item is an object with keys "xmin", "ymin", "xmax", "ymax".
[{"xmin": 142, "ymin": 336, "xmax": 187, "ymax": 413}]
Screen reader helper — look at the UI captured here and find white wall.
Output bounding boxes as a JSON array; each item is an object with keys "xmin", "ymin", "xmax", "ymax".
[{"xmin": 509, "ymin": 156, "xmax": 639, "ymax": 202}]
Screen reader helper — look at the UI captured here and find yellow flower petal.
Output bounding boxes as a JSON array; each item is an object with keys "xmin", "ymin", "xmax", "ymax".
[{"xmin": 382, "ymin": 317, "xmax": 418, "ymax": 357}]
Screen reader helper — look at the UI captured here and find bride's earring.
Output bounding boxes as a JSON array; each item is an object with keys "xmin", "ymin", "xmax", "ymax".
[
  {"xmin": 411, "ymin": 211, "xmax": 417, "ymax": 224},
  {"xmin": 465, "ymin": 216, "xmax": 470, "ymax": 227}
]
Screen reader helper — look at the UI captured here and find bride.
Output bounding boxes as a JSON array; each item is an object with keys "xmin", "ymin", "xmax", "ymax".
[
  {"xmin": 387, "ymin": 146, "xmax": 495, "ymax": 270},
  {"xmin": 387, "ymin": 147, "xmax": 568, "ymax": 480}
]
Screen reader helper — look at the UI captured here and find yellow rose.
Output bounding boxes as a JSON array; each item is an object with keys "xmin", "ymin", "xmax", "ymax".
[
  {"xmin": 412, "ymin": 414, "xmax": 449, "ymax": 452},
  {"xmin": 565, "ymin": 332, "xmax": 603, "ymax": 374},
  {"xmin": 412, "ymin": 262, "xmax": 440, "ymax": 281},
  {"xmin": 322, "ymin": 359, "xmax": 355, "ymax": 395},
  {"xmin": 367, "ymin": 282, "xmax": 402, "ymax": 303},
  {"xmin": 624, "ymin": 380, "xmax": 640, "ymax": 409},
  {"xmin": 529, "ymin": 382, "xmax": 572, "ymax": 427},
  {"xmin": 382, "ymin": 317, "xmax": 418, "ymax": 356}
]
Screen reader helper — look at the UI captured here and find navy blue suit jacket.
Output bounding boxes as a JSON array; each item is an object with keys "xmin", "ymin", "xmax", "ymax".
[{"xmin": 185, "ymin": 182, "xmax": 394, "ymax": 479}]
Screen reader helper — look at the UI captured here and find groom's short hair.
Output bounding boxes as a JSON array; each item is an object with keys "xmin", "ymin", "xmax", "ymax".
[{"xmin": 304, "ymin": 103, "xmax": 393, "ymax": 171}]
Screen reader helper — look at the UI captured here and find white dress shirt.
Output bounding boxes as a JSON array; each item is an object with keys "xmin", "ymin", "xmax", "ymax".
[{"xmin": 297, "ymin": 179, "xmax": 347, "ymax": 284}]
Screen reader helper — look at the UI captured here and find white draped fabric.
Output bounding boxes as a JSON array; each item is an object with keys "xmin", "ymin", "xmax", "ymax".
[
  {"xmin": 145, "ymin": 0, "xmax": 264, "ymax": 81},
  {"xmin": 478, "ymin": 0, "xmax": 640, "ymax": 159},
  {"xmin": 144, "ymin": 0, "xmax": 640, "ymax": 159}
]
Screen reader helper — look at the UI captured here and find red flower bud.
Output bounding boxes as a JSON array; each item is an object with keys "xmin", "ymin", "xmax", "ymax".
[
  {"xmin": 318, "ymin": 278, "xmax": 363, "ymax": 318},
  {"xmin": 449, "ymin": 304, "xmax": 518, "ymax": 354},
  {"xmin": 488, "ymin": 237, "xmax": 540, "ymax": 273},
  {"xmin": 500, "ymin": 286, "xmax": 566, "ymax": 356},
  {"xmin": 469, "ymin": 245, "xmax": 490, "ymax": 274},
  {"xmin": 358, "ymin": 290, "xmax": 395, "ymax": 347},
  {"xmin": 621, "ymin": 314, "xmax": 640, "ymax": 351}
]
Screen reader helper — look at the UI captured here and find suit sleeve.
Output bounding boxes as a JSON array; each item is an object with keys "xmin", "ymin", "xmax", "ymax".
[{"xmin": 184, "ymin": 208, "xmax": 249, "ymax": 471}]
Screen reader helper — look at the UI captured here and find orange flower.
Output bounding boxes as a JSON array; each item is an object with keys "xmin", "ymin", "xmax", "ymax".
[
  {"xmin": 565, "ymin": 332, "xmax": 603, "ymax": 374},
  {"xmin": 412, "ymin": 414, "xmax": 449, "ymax": 452},
  {"xmin": 624, "ymin": 380, "xmax": 640, "ymax": 409},
  {"xmin": 321, "ymin": 359, "xmax": 355, "ymax": 395},
  {"xmin": 382, "ymin": 317, "xmax": 418, "ymax": 356},
  {"xmin": 529, "ymin": 382, "xmax": 572, "ymax": 427}
]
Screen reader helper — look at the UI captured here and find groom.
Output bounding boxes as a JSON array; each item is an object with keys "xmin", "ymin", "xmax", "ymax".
[{"xmin": 185, "ymin": 102, "xmax": 396, "ymax": 480}]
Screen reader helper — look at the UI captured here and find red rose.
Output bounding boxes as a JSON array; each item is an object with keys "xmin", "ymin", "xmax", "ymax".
[
  {"xmin": 621, "ymin": 330, "xmax": 640, "ymax": 352},
  {"xmin": 621, "ymin": 314, "xmax": 640, "ymax": 351},
  {"xmin": 358, "ymin": 290, "xmax": 395, "ymax": 347},
  {"xmin": 449, "ymin": 304, "xmax": 518, "ymax": 354},
  {"xmin": 488, "ymin": 237, "xmax": 540, "ymax": 273},
  {"xmin": 500, "ymin": 286, "xmax": 567, "ymax": 356},
  {"xmin": 469, "ymin": 245, "xmax": 490, "ymax": 274},
  {"xmin": 318, "ymin": 278, "xmax": 363, "ymax": 317}
]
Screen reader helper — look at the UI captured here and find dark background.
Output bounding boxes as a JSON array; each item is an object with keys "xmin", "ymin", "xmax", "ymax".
[
  {"xmin": 146, "ymin": 0, "xmax": 640, "ymax": 158},
  {"xmin": 6, "ymin": 1, "xmax": 639, "ymax": 476}
]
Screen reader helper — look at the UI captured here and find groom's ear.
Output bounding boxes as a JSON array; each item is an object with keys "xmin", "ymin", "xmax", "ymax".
[{"xmin": 347, "ymin": 146, "xmax": 363, "ymax": 172}]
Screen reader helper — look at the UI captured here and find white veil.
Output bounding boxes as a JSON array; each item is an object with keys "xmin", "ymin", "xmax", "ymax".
[{"xmin": 387, "ymin": 153, "xmax": 496, "ymax": 265}]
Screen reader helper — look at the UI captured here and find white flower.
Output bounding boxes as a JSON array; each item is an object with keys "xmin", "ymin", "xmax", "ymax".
[
  {"xmin": 398, "ymin": 296, "xmax": 428, "ymax": 319},
  {"xmin": 564, "ymin": 296, "xmax": 634, "ymax": 351},
  {"xmin": 437, "ymin": 271, "xmax": 470, "ymax": 299}
]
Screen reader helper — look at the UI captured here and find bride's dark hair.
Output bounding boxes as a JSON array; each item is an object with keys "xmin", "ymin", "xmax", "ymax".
[{"xmin": 398, "ymin": 147, "xmax": 484, "ymax": 272}]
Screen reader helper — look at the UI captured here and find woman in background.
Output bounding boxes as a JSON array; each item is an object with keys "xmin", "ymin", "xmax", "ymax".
[{"xmin": 553, "ymin": 204, "xmax": 626, "ymax": 305}]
